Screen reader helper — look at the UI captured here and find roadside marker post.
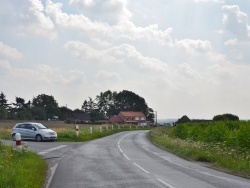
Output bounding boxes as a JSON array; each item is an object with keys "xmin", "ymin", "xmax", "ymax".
[
  {"xmin": 100, "ymin": 127, "xmax": 102, "ymax": 133},
  {"xmin": 76, "ymin": 125, "xmax": 79, "ymax": 137},
  {"xmin": 15, "ymin": 133, "xmax": 22, "ymax": 152},
  {"xmin": 90, "ymin": 127, "xmax": 92, "ymax": 134}
]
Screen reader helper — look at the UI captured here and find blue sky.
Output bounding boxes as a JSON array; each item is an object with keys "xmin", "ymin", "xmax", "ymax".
[{"xmin": 1, "ymin": 0, "xmax": 250, "ymax": 119}]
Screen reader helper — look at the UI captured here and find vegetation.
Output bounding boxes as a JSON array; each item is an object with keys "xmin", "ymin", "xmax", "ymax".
[
  {"xmin": 0, "ymin": 90, "xmax": 155, "ymax": 122},
  {"xmin": 148, "ymin": 121, "xmax": 250, "ymax": 178},
  {"xmin": 213, "ymin": 113, "xmax": 239, "ymax": 121},
  {"xmin": 0, "ymin": 140, "xmax": 47, "ymax": 188},
  {"xmin": 0, "ymin": 122, "xmax": 150, "ymax": 142}
]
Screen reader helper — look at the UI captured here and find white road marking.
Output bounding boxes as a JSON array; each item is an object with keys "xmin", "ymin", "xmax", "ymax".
[
  {"xmin": 156, "ymin": 178, "xmax": 175, "ymax": 188},
  {"xmin": 123, "ymin": 154, "xmax": 130, "ymax": 160},
  {"xmin": 38, "ymin": 145, "xmax": 67, "ymax": 155},
  {"xmin": 133, "ymin": 163, "xmax": 150, "ymax": 174},
  {"xmin": 46, "ymin": 163, "xmax": 58, "ymax": 188}
]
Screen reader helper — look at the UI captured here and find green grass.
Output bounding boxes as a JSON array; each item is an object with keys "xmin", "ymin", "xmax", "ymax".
[
  {"xmin": 56, "ymin": 124, "xmax": 150, "ymax": 142},
  {"xmin": 148, "ymin": 122, "xmax": 250, "ymax": 179},
  {"xmin": 0, "ymin": 140, "xmax": 47, "ymax": 188}
]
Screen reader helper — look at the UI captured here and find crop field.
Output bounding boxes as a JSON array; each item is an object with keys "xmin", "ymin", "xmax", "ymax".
[{"xmin": 148, "ymin": 121, "xmax": 250, "ymax": 178}]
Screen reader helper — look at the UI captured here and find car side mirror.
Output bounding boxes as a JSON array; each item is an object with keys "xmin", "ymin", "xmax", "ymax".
[{"xmin": 32, "ymin": 127, "xmax": 36, "ymax": 131}]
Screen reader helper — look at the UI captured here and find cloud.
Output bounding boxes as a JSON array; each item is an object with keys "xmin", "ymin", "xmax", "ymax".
[
  {"xmin": 224, "ymin": 38, "xmax": 238, "ymax": 46},
  {"xmin": 177, "ymin": 63, "xmax": 201, "ymax": 79},
  {"xmin": 222, "ymin": 5, "xmax": 250, "ymax": 40},
  {"xmin": 19, "ymin": 0, "xmax": 57, "ymax": 40},
  {"xmin": 64, "ymin": 41, "xmax": 170, "ymax": 72},
  {"xmin": 46, "ymin": 0, "xmax": 172, "ymax": 45},
  {"xmin": 193, "ymin": 0, "xmax": 224, "ymax": 3},
  {"xmin": 175, "ymin": 39, "xmax": 212, "ymax": 54},
  {"xmin": 0, "ymin": 42, "xmax": 24, "ymax": 59},
  {"xmin": 96, "ymin": 71, "xmax": 120, "ymax": 81},
  {"xmin": 208, "ymin": 63, "xmax": 237, "ymax": 80},
  {"xmin": 69, "ymin": 0, "xmax": 132, "ymax": 23}
]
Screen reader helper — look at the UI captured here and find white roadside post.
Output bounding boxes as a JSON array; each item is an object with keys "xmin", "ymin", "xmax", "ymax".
[
  {"xmin": 90, "ymin": 127, "xmax": 92, "ymax": 134},
  {"xmin": 76, "ymin": 125, "xmax": 79, "ymax": 137},
  {"xmin": 15, "ymin": 133, "xmax": 22, "ymax": 152},
  {"xmin": 100, "ymin": 127, "xmax": 102, "ymax": 133},
  {"xmin": 106, "ymin": 126, "xmax": 108, "ymax": 131}
]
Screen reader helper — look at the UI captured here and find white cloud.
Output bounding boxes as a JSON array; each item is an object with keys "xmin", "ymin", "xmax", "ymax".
[
  {"xmin": 19, "ymin": 0, "xmax": 57, "ymax": 40},
  {"xmin": 96, "ymin": 71, "xmax": 120, "ymax": 81},
  {"xmin": 64, "ymin": 41, "xmax": 170, "ymax": 72},
  {"xmin": 46, "ymin": 0, "xmax": 172, "ymax": 45},
  {"xmin": 224, "ymin": 38, "xmax": 238, "ymax": 46},
  {"xmin": 193, "ymin": 0, "xmax": 224, "ymax": 3},
  {"xmin": 177, "ymin": 63, "xmax": 201, "ymax": 79},
  {"xmin": 222, "ymin": 5, "xmax": 250, "ymax": 40},
  {"xmin": 208, "ymin": 63, "xmax": 237, "ymax": 80},
  {"xmin": 0, "ymin": 41, "xmax": 23, "ymax": 59},
  {"xmin": 175, "ymin": 39, "xmax": 212, "ymax": 54},
  {"xmin": 69, "ymin": 0, "xmax": 132, "ymax": 22}
]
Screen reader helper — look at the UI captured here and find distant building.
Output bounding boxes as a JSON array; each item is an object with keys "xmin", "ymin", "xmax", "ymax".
[{"xmin": 110, "ymin": 111, "xmax": 147, "ymax": 125}]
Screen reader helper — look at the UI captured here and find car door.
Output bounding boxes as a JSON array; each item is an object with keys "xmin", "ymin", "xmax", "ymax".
[
  {"xmin": 17, "ymin": 123, "xmax": 28, "ymax": 139},
  {"xmin": 25, "ymin": 124, "xmax": 36, "ymax": 140}
]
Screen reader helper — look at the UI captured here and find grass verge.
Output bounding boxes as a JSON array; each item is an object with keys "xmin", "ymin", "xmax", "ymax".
[
  {"xmin": 56, "ymin": 124, "xmax": 150, "ymax": 142},
  {"xmin": 0, "ymin": 140, "xmax": 47, "ymax": 188},
  {"xmin": 148, "ymin": 127, "xmax": 250, "ymax": 179}
]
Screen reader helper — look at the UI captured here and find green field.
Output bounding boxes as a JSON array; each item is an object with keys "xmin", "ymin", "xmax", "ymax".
[{"xmin": 148, "ymin": 121, "xmax": 250, "ymax": 179}]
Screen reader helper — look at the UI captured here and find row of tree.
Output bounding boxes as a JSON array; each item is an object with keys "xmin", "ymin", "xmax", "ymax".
[{"xmin": 0, "ymin": 90, "xmax": 155, "ymax": 122}]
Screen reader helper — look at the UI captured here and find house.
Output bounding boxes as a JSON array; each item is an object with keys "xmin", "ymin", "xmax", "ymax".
[{"xmin": 110, "ymin": 111, "xmax": 147, "ymax": 125}]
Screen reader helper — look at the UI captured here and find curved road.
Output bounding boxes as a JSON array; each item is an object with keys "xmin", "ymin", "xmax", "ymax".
[{"xmin": 41, "ymin": 131, "xmax": 250, "ymax": 188}]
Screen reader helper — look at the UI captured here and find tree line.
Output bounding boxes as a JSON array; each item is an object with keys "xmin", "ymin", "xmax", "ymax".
[{"xmin": 0, "ymin": 90, "xmax": 155, "ymax": 122}]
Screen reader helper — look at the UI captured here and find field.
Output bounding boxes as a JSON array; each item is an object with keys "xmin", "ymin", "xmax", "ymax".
[
  {"xmin": 0, "ymin": 121, "xmax": 150, "ymax": 141},
  {"xmin": 148, "ymin": 121, "xmax": 250, "ymax": 179}
]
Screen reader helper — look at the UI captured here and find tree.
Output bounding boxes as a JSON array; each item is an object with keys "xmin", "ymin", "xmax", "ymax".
[
  {"xmin": 32, "ymin": 94, "xmax": 59, "ymax": 120},
  {"xmin": 0, "ymin": 106, "xmax": 8, "ymax": 119},
  {"xmin": 0, "ymin": 92, "xmax": 9, "ymax": 109},
  {"xmin": 81, "ymin": 97, "xmax": 98, "ymax": 113},
  {"xmin": 213, "ymin": 113, "xmax": 239, "ymax": 121},
  {"xmin": 114, "ymin": 90, "xmax": 148, "ymax": 113},
  {"xmin": 96, "ymin": 90, "xmax": 117, "ymax": 118}
]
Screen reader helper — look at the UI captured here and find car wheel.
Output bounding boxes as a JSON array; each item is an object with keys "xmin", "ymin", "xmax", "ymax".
[
  {"xmin": 12, "ymin": 134, "xmax": 16, "ymax": 141},
  {"xmin": 36, "ymin": 135, "xmax": 43, "ymax": 142}
]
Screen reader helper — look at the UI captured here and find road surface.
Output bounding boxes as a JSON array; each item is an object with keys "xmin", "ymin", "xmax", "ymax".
[{"xmin": 4, "ymin": 131, "xmax": 250, "ymax": 187}]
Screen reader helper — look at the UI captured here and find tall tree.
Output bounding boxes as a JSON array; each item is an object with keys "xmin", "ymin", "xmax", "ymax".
[
  {"xmin": 114, "ymin": 90, "xmax": 148, "ymax": 113},
  {"xmin": 32, "ymin": 94, "xmax": 59, "ymax": 120},
  {"xmin": 96, "ymin": 90, "xmax": 117, "ymax": 118},
  {"xmin": 12, "ymin": 97, "xmax": 32, "ymax": 120},
  {"xmin": 81, "ymin": 97, "xmax": 98, "ymax": 113},
  {"xmin": 0, "ymin": 92, "xmax": 9, "ymax": 109}
]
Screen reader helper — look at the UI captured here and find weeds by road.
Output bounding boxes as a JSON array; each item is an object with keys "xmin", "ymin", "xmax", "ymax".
[
  {"xmin": 148, "ymin": 121, "xmax": 250, "ymax": 179},
  {"xmin": 0, "ymin": 139, "xmax": 47, "ymax": 188}
]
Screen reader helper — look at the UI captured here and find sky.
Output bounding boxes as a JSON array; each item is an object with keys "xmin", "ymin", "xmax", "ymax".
[{"xmin": 1, "ymin": 0, "xmax": 250, "ymax": 120}]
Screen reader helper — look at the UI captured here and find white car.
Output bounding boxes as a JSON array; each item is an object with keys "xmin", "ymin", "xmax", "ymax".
[{"xmin": 11, "ymin": 122, "xmax": 57, "ymax": 142}]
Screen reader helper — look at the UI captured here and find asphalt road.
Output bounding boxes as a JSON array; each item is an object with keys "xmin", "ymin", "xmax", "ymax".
[{"xmin": 4, "ymin": 131, "xmax": 250, "ymax": 188}]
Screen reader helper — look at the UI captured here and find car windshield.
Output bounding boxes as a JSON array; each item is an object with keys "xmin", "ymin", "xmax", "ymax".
[{"xmin": 34, "ymin": 123, "xmax": 47, "ymax": 129}]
